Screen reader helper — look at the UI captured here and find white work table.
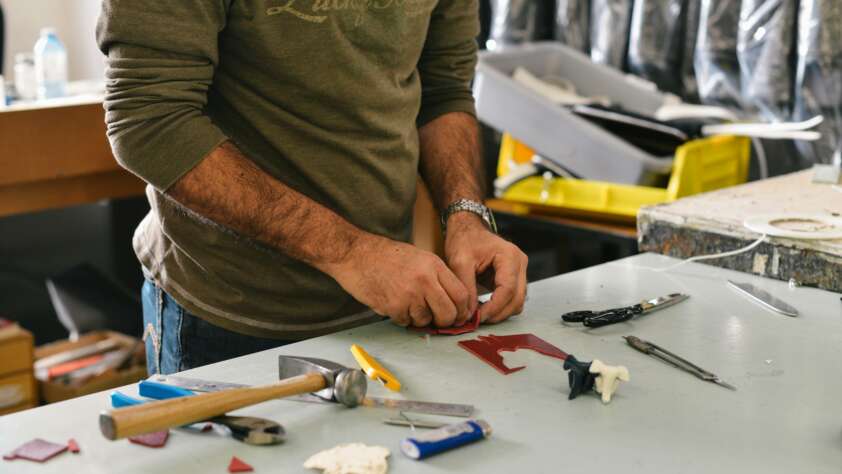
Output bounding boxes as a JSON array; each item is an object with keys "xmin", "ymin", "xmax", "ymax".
[{"xmin": 2, "ymin": 253, "xmax": 840, "ymax": 473}]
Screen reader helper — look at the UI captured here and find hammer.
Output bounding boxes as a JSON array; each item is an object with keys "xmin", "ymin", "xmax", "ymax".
[{"xmin": 99, "ymin": 356, "xmax": 367, "ymax": 440}]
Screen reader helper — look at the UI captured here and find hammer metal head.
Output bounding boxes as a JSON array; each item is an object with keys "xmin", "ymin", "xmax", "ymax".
[{"xmin": 278, "ymin": 356, "xmax": 367, "ymax": 407}]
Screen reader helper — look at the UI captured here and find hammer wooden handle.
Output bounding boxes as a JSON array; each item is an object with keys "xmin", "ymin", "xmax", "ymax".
[{"xmin": 100, "ymin": 372, "xmax": 326, "ymax": 440}]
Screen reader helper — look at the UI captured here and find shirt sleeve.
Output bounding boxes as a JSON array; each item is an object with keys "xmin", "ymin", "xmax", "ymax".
[
  {"xmin": 416, "ymin": 0, "xmax": 480, "ymax": 127},
  {"xmin": 96, "ymin": 0, "xmax": 230, "ymax": 191}
]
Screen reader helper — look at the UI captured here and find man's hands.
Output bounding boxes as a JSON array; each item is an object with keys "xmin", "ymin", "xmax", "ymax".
[
  {"xmin": 444, "ymin": 213, "xmax": 529, "ymax": 324},
  {"xmin": 323, "ymin": 213, "xmax": 527, "ymax": 328},
  {"xmin": 325, "ymin": 235, "xmax": 471, "ymax": 328}
]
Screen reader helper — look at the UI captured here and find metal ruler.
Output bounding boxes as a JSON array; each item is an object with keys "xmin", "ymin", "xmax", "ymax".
[{"xmin": 149, "ymin": 375, "xmax": 474, "ymax": 418}]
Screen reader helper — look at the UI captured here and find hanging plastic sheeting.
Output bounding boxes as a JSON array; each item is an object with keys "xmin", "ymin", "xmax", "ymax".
[
  {"xmin": 479, "ymin": 0, "xmax": 493, "ymax": 50},
  {"xmin": 486, "ymin": 0, "xmax": 555, "ymax": 51},
  {"xmin": 590, "ymin": 0, "xmax": 634, "ymax": 70},
  {"xmin": 555, "ymin": 0, "xmax": 590, "ymax": 54},
  {"xmin": 680, "ymin": 0, "xmax": 701, "ymax": 103},
  {"xmin": 694, "ymin": 0, "xmax": 743, "ymax": 108},
  {"xmin": 627, "ymin": 0, "xmax": 687, "ymax": 96},
  {"xmin": 737, "ymin": 0, "xmax": 798, "ymax": 122},
  {"xmin": 793, "ymin": 0, "xmax": 842, "ymax": 165}
]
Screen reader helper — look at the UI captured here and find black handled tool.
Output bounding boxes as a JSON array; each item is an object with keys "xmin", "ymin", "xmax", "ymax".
[{"xmin": 562, "ymin": 293, "xmax": 689, "ymax": 328}]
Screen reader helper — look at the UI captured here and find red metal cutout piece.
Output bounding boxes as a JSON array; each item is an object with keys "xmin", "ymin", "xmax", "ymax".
[
  {"xmin": 458, "ymin": 334, "xmax": 569, "ymax": 374},
  {"xmin": 413, "ymin": 310, "xmax": 480, "ymax": 336},
  {"xmin": 128, "ymin": 430, "xmax": 170, "ymax": 448},
  {"xmin": 3, "ymin": 439, "xmax": 68, "ymax": 463},
  {"xmin": 228, "ymin": 456, "xmax": 254, "ymax": 473}
]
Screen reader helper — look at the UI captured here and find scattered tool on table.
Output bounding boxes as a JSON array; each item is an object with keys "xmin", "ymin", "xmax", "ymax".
[
  {"xmin": 228, "ymin": 456, "xmax": 254, "ymax": 473},
  {"xmin": 99, "ymin": 356, "xmax": 366, "ymax": 441},
  {"xmin": 401, "ymin": 419, "xmax": 491, "ymax": 460},
  {"xmin": 458, "ymin": 333, "xmax": 629, "ymax": 403},
  {"xmin": 67, "ymin": 438, "xmax": 80, "ymax": 454},
  {"xmin": 384, "ymin": 413, "xmax": 448, "ymax": 430},
  {"xmin": 152, "ymin": 369, "xmax": 474, "ymax": 418},
  {"xmin": 359, "ymin": 397, "xmax": 472, "ymax": 417},
  {"xmin": 111, "ymin": 381, "xmax": 286, "ymax": 445},
  {"xmin": 129, "ymin": 430, "xmax": 170, "ymax": 448},
  {"xmin": 624, "ymin": 336, "xmax": 736, "ymax": 391},
  {"xmin": 351, "ymin": 344, "xmax": 401, "ymax": 391},
  {"xmin": 3, "ymin": 439, "xmax": 68, "ymax": 463},
  {"xmin": 727, "ymin": 280, "xmax": 799, "ymax": 317},
  {"xmin": 304, "ymin": 443, "xmax": 390, "ymax": 474},
  {"xmin": 562, "ymin": 293, "xmax": 689, "ymax": 328},
  {"xmin": 413, "ymin": 310, "xmax": 481, "ymax": 335}
]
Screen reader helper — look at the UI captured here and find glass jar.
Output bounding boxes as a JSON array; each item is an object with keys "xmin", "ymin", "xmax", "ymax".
[{"xmin": 14, "ymin": 53, "xmax": 38, "ymax": 101}]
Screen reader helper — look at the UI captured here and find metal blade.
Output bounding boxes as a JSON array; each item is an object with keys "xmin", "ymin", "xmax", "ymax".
[
  {"xmin": 384, "ymin": 417, "xmax": 448, "ymax": 429},
  {"xmin": 713, "ymin": 378, "xmax": 737, "ymax": 391},
  {"xmin": 150, "ymin": 375, "xmax": 248, "ymax": 392},
  {"xmin": 728, "ymin": 281, "xmax": 799, "ymax": 317},
  {"xmin": 639, "ymin": 293, "xmax": 690, "ymax": 313},
  {"xmin": 362, "ymin": 397, "xmax": 474, "ymax": 418}
]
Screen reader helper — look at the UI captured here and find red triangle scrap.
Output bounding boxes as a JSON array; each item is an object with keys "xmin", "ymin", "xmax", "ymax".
[{"xmin": 228, "ymin": 456, "xmax": 254, "ymax": 472}]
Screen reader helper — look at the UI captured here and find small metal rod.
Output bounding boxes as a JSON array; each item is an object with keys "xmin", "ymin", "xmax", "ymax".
[{"xmin": 399, "ymin": 411, "xmax": 416, "ymax": 432}]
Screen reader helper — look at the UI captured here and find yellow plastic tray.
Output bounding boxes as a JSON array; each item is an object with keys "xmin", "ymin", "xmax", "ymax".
[{"xmin": 496, "ymin": 134, "xmax": 750, "ymax": 223}]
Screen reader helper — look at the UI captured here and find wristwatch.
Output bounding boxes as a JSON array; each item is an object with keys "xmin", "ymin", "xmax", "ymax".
[{"xmin": 441, "ymin": 199, "xmax": 498, "ymax": 234}]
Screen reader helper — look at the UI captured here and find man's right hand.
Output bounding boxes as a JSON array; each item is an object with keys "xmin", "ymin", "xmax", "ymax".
[{"xmin": 326, "ymin": 235, "xmax": 471, "ymax": 328}]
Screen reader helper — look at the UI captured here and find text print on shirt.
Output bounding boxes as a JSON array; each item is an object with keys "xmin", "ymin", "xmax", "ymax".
[{"xmin": 267, "ymin": 0, "xmax": 438, "ymax": 26}]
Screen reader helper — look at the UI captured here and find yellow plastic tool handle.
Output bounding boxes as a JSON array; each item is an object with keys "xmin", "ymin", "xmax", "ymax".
[{"xmin": 350, "ymin": 344, "xmax": 401, "ymax": 392}]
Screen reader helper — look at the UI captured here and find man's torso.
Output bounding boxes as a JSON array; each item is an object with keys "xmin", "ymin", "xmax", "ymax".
[{"xmin": 138, "ymin": 0, "xmax": 441, "ymax": 339}]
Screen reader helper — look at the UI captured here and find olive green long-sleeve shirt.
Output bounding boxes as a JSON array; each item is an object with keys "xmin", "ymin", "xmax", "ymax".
[{"xmin": 97, "ymin": 0, "xmax": 479, "ymax": 339}]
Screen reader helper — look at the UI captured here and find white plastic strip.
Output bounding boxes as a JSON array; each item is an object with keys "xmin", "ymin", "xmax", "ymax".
[{"xmin": 702, "ymin": 115, "xmax": 823, "ymax": 141}]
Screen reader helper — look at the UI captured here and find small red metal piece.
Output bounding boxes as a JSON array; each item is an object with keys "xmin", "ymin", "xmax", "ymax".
[
  {"xmin": 458, "ymin": 334, "xmax": 569, "ymax": 375},
  {"xmin": 67, "ymin": 438, "xmax": 80, "ymax": 454},
  {"xmin": 228, "ymin": 456, "xmax": 254, "ymax": 472},
  {"xmin": 413, "ymin": 310, "xmax": 480, "ymax": 336},
  {"xmin": 128, "ymin": 430, "xmax": 170, "ymax": 448},
  {"xmin": 3, "ymin": 439, "xmax": 68, "ymax": 462}
]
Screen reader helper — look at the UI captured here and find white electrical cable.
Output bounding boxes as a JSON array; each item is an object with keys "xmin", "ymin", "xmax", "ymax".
[{"xmin": 646, "ymin": 234, "xmax": 768, "ymax": 273}]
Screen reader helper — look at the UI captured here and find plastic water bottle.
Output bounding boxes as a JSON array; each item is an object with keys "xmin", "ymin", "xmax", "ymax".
[{"xmin": 33, "ymin": 28, "xmax": 68, "ymax": 100}]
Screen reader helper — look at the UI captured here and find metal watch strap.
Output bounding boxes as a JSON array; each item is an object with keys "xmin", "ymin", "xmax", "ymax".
[{"xmin": 441, "ymin": 199, "xmax": 497, "ymax": 234}]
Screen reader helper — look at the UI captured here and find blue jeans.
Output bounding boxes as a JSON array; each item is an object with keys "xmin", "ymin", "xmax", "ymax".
[{"xmin": 141, "ymin": 280, "xmax": 288, "ymax": 374}]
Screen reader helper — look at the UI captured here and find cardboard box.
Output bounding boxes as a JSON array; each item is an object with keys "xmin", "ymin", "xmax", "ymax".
[
  {"xmin": 0, "ymin": 371, "xmax": 37, "ymax": 414},
  {"xmin": 0, "ymin": 324, "xmax": 34, "ymax": 378},
  {"xmin": 35, "ymin": 331, "xmax": 147, "ymax": 404}
]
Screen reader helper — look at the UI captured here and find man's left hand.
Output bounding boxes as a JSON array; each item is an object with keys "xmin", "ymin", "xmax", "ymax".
[{"xmin": 444, "ymin": 213, "xmax": 529, "ymax": 325}]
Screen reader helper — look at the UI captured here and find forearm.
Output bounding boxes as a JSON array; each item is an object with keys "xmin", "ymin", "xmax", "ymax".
[
  {"xmin": 168, "ymin": 141, "xmax": 369, "ymax": 273},
  {"xmin": 418, "ymin": 112, "xmax": 484, "ymax": 213}
]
